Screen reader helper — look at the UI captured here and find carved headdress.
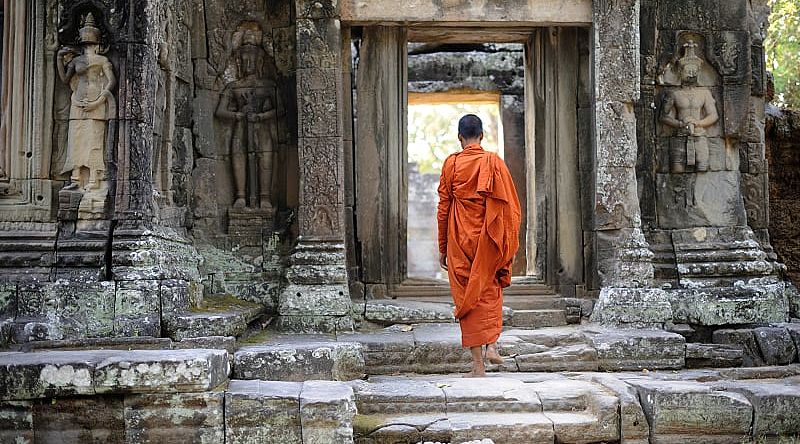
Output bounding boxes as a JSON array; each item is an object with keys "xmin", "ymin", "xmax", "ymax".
[
  {"xmin": 78, "ymin": 13, "xmax": 101, "ymax": 45},
  {"xmin": 678, "ymin": 39, "xmax": 704, "ymax": 70}
]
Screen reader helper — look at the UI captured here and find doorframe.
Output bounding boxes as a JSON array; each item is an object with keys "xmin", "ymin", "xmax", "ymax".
[{"xmin": 346, "ymin": 24, "xmax": 591, "ymax": 298}]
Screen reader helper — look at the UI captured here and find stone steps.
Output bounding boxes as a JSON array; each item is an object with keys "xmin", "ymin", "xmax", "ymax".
[
  {"xmin": 231, "ymin": 324, "xmax": 689, "ymax": 378},
  {"xmin": 163, "ymin": 294, "xmax": 265, "ymax": 341},
  {"xmin": 355, "ymin": 298, "xmax": 578, "ymax": 330},
  {"xmin": 3, "ymin": 347, "xmax": 800, "ymax": 442}
]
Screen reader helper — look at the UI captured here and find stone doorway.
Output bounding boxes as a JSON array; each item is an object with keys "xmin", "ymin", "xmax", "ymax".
[{"xmin": 349, "ymin": 26, "xmax": 590, "ymax": 299}]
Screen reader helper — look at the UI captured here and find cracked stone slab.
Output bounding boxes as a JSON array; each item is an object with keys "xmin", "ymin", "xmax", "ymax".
[
  {"xmin": 234, "ymin": 342, "xmax": 365, "ymax": 381},
  {"xmin": 577, "ymin": 373, "xmax": 649, "ymax": 443},
  {"xmin": 353, "ymin": 413, "xmax": 451, "ymax": 444},
  {"xmin": 627, "ymin": 379, "xmax": 753, "ymax": 443},
  {"xmin": 225, "ymin": 380, "xmax": 303, "ymax": 444},
  {"xmin": 526, "ymin": 379, "xmax": 619, "ymax": 443}
]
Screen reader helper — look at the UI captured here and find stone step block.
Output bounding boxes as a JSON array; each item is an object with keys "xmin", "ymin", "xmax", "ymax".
[
  {"xmin": 164, "ymin": 295, "xmax": 264, "ymax": 341},
  {"xmin": 438, "ymin": 377, "xmax": 542, "ymax": 413},
  {"xmin": 233, "ymin": 341, "xmax": 365, "ymax": 382},
  {"xmin": 584, "ymin": 327, "xmax": 686, "ymax": 370},
  {"xmin": 0, "ymin": 349, "xmax": 229, "ymax": 400},
  {"xmin": 124, "ymin": 391, "xmax": 225, "ymax": 443},
  {"xmin": 502, "ymin": 296, "xmax": 566, "ymax": 311},
  {"xmin": 511, "ymin": 309, "xmax": 567, "ymax": 328},
  {"xmin": 685, "ymin": 343, "xmax": 744, "ymax": 368},
  {"xmin": 363, "ymin": 300, "xmax": 455, "ymax": 325},
  {"xmin": 714, "ymin": 381, "xmax": 800, "ymax": 437},
  {"xmin": 300, "ymin": 380, "xmax": 357, "ymax": 444},
  {"xmin": 628, "ymin": 379, "xmax": 753, "ymax": 443},
  {"xmin": 753, "ymin": 327, "xmax": 798, "ymax": 365},
  {"xmin": 527, "ymin": 379, "xmax": 619, "ymax": 443},
  {"xmin": 225, "ymin": 380, "xmax": 303, "ymax": 444},
  {"xmin": 350, "ymin": 378, "xmax": 446, "ymax": 415},
  {"xmin": 447, "ymin": 412, "xmax": 554, "ymax": 444},
  {"xmin": 514, "ymin": 344, "xmax": 599, "ymax": 372},
  {"xmin": 578, "ymin": 373, "xmax": 649, "ymax": 444},
  {"xmin": 339, "ymin": 331, "xmax": 416, "ymax": 375}
]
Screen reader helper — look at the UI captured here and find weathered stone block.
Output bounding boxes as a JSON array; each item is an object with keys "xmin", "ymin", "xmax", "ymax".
[
  {"xmin": 33, "ymin": 395, "xmax": 125, "ymax": 443},
  {"xmin": 114, "ymin": 279, "xmax": 160, "ymax": 337},
  {"xmin": 685, "ymin": 343, "xmax": 744, "ymax": 368},
  {"xmin": 669, "ymin": 285, "xmax": 788, "ymax": 326},
  {"xmin": 586, "ymin": 327, "xmax": 685, "ymax": 370},
  {"xmin": 712, "ymin": 329, "xmax": 766, "ymax": 367},
  {"xmin": 515, "ymin": 344, "xmax": 599, "ymax": 372},
  {"xmin": 0, "ymin": 400, "xmax": 33, "ymax": 443},
  {"xmin": 442, "ymin": 378, "xmax": 541, "ymax": 413},
  {"xmin": 448, "ymin": 412, "xmax": 554, "ymax": 444},
  {"xmin": 124, "ymin": 392, "xmax": 225, "ymax": 443},
  {"xmin": 0, "ymin": 351, "xmax": 100, "ymax": 400},
  {"xmin": 351, "ymin": 378, "xmax": 446, "ymax": 415},
  {"xmin": 632, "ymin": 380, "xmax": 753, "ymax": 443},
  {"xmin": 722, "ymin": 381, "xmax": 800, "ymax": 437},
  {"xmin": 753, "ymin": 327, "xmax": 797, "ymax": 365},
  {"xmin": 364, "ymin": 300, "xmax": 454, "ymax": 325},
  {"xmin": 93, "ymin": 349, "xmax": 229, "ymax": 394},
  {"xmin": 234, "ymin": 342, "xmax": 364, "ymax": 382},
  {"xmin": 591, "ymin": 287, "xmax": 672, "ymax": 326},
  {"xmin": 300, "ymin": 380, "xmax": 356, "ymax": 444},
  {"xmin": 225, "ymin": 380, "xmax": 303, "ymax": 444},
  {"xmin": 579, "ymin": 374, "xmax": 649, "ymax": 443}
]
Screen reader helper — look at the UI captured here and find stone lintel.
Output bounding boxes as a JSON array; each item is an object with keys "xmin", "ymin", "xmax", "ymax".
[{"xmin": 340, "ymin": 0, "xmax": 592, "ymax": 25}]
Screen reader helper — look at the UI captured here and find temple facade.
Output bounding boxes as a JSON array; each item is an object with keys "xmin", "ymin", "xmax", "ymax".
[{"xmin": 0, "ymin": 0, "xmax": 796, "ymax": 343}]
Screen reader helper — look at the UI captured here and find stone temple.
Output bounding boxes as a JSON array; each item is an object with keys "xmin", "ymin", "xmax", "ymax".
[{"xmin": 1, "ymin": 0, "xmax": 800, "ymax": 442}]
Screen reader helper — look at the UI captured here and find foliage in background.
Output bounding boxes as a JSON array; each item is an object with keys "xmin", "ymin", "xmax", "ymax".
[
  {"xmin": 766, "ymin": 0, "xmax": 800, "ymax": 108},
  {"xmin": 408, "ymin": 103, "xmax": 503, "ymax": 174}
]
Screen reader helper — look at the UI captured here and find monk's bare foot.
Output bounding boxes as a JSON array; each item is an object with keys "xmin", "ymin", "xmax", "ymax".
[
  {"xmin": 486, "ymin": 344, "xmax": 504, "ymax": 365},
  {"xmin": 463, "ymin": 369, "xmax": 486, "ymax": 378}
]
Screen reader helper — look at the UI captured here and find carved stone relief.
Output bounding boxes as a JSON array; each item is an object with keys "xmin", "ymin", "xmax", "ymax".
[
  {"xmin": 216, "ymin": 21, "xmax": 278, "ymax": 211},
  {"xmin": 655, "ymin": 33, "xmax": 746, "ymax": 229},
  {"xmin": 55, "ymin": 12, "xmax": 116, "ymax": 219}
]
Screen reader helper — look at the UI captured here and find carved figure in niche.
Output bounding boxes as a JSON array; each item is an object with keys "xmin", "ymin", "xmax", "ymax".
[
  {"xmin": 216, "ymin": 21, "xmax": 277, "ymax": 210},
  {"xmin": 659, "ymin": 40, "xmax": 719, "ymax": 173},
  {"xmin": 56, "ymin": 12, "xmax": 116, "ymax": 192}
]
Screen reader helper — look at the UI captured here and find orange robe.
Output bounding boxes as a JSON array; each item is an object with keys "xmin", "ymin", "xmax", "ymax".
[{"xmin": 437, "ymin": 144, "xmax": 521, "ymax": 348}]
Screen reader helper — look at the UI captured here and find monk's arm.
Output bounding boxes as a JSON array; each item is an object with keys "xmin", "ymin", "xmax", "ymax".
[{"xmin": 437, "ymin": 156, "xmax": 453, "ymax": 256}]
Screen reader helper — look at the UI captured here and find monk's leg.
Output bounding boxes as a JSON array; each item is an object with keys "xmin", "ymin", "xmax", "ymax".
[
  {"xmin": 464, "ymin": 346, "xmax": 486, "ymax": 377},
  {"xmin": 486, "ymin": 343, "xmax": 504, "ymax": 365}
]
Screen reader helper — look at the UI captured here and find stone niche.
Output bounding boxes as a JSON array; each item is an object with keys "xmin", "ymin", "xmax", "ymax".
[
  {"xmin": 189, "ymin": 0, "xmax": 298, "ymax": 311},
  {"xmin": 636, "ymin": 0, "xmax": 789, "ymax": 326}
]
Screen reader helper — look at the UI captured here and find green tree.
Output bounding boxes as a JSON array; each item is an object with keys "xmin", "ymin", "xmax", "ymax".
[{"xmin": 766, "ymin": 0, "xmax": 800, "ymax": 108}]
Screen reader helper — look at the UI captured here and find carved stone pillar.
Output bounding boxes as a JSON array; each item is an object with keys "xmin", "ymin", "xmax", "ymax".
[
  {"xmin": 589, "ymin": 0, "xmax": 672, "ymax": 327},
  {"xmin": 277, "ymin": 0, "xmax": 352, "ymax": 333}
]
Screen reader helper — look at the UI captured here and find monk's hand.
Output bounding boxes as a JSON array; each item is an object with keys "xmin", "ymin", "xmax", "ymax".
[{"xmin": 439, "ymin": 253, "xmax": 448, "ymax": 271}]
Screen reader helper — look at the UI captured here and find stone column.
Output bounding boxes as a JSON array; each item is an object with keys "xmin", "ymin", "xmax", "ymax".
[
  {"xmin": 589, "ymin": 0, "xmax": 672, "ymax": 326},
  {"xmin": 277, "ymin": 0, "xmax": 353, "ymax": 333}
]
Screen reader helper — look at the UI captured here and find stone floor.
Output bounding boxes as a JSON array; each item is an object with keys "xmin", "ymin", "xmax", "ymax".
[{"xmin": 2, "ymin": 296, "xmax": 800, "ymax": 442}]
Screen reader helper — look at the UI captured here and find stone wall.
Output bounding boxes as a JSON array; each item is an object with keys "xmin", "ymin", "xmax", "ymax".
[{"xmin": 766, "ymin": 105, "xmax": 800, "ymax": 286}]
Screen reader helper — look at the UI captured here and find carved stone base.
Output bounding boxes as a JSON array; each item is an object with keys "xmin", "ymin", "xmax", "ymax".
[
  {"xmin": 277, "ymin": 240, "xmax": 353, "ymax": 333},
  {"xmin": 665, "ymin": 281, "xmax": 790, "ymax": 326},
  {"xmin": 591, "ymin": 287, "xmax": 673, "ymax": 328},
  {"xmin": 227, "ymin": 207, "xmax": 276, "ymax": 260}
]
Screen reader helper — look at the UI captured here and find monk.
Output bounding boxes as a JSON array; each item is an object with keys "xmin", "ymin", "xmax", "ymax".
[{"xmin": 437, "ymin": 114, "xmax": 522, "ymax": 377}]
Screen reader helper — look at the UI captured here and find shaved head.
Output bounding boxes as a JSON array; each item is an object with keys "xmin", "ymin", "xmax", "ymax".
[{"xmin": 458, "ymin": 114, "xmax": 483, "ymax": 139}]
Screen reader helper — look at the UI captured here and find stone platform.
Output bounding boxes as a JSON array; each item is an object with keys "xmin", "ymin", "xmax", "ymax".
[{"xmin": 2, "ymin": 347, "xmax": 800, "ymax": 442}]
